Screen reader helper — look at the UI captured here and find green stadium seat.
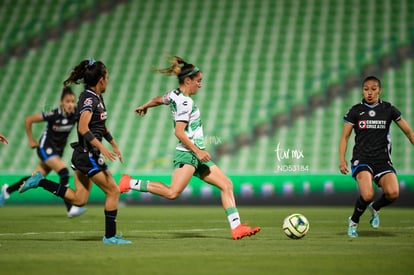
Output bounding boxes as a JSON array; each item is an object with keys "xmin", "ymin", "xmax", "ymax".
[{"xmin": 0, "ymin": 0, "xmax": 413, "ymax": 175}]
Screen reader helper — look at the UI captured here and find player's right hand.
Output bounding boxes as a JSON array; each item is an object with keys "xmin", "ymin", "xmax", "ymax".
[
  {"xmin": 196, "ymin": 150, "xmax": 211, "ymax": 162},
  {"xmin": 135, "ymin": 107, "xmax": 148, "ymax": 116},
  {"xmin": 29, "ymin": 140, "xmax": 38, "ymax": 149},
  {"xmin": 339, "ymin": 160, "xmax": 349, "ymax": 174}
]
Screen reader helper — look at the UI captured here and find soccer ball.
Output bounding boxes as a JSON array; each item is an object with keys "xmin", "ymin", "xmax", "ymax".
[{"xmin": 282, "ymin": 213, "xmax": 309, "ymax": 239}]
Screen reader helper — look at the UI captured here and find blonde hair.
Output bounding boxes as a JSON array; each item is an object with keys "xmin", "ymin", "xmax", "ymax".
[{"xmin": 155, "ymin": 55, "xmax": 200, "ymax": 84}]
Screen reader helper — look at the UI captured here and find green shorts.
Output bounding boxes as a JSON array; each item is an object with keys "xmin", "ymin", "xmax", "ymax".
[{"xmin": 173, "ymin": 150, "xmax": 215, "ymax": 179}]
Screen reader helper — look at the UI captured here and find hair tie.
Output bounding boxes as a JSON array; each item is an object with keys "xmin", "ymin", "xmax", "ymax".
[{"xmin": 87, "ymin": 58, "xmax": 96, "ymax": 67}]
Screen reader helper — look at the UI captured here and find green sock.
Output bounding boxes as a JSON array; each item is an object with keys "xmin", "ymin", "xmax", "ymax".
[{"xmin": 130, "ymin": 179, "xmax": 149, "ymax": 192}]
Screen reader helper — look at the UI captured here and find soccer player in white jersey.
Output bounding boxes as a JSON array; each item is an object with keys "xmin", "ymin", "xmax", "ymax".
[
  {"xmin": 119, "ymin": 55, "xmax": 261, "ymax": 240},
  {"xmin": 339, "ymin": 76, "xmax": 414, "ymax": 237}
]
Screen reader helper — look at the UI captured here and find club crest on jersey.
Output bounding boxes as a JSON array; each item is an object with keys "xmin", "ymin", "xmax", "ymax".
[
  {"xmin": 358, "ymin": 120, "xmax": 367, "ymax": 129},
  {"xmin": 368, "ymin": 110, "xmax": 376, "ymax": 117},
  {"xmin": 83, "ymin": 98, "xmax": 93, "ymax": 107},
  {"xmin": 98, "ymin": 157, "xmax": 105, "ymax": 165},
  {"xmin": 100, "ymin": 111, "xmax": 107, "ymax": 120}
]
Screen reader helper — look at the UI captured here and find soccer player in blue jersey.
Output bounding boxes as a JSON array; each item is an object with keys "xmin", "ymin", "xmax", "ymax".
[
  {"xmin": 119, "ymin": 55, "xmax": 261, "ymax": 240},
  {"xmin": 339, "ymin": 76, "xmax": 414, "ymax": 237},
  {"xmin": 19, "ymin": 59, "xmax": 131, "ymax": 245},
  {"xmin": 0, "ymin": 87, "xmax": 86, "ymax": 218}
]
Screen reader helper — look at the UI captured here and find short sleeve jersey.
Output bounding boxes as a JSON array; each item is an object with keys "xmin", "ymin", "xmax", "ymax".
[
  {"xmin": 162, "ymin": 89, "xmax": 205, "ymax": 151},
  {"xmin": 343, "ymin": 99, "xmax": 402, "ymax": 161},
  {"xmin": 77, "ymin": 89, "xmax": 108, "ymax": 149},
  {"xmin": 40, "ymin": 106, "xmax": 77, "ymax": 149}
]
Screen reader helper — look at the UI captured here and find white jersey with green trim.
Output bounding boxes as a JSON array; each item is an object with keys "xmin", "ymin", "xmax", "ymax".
[{"xmin": 162, "ymin": 88, "xmax": 206, "ymax": 151}]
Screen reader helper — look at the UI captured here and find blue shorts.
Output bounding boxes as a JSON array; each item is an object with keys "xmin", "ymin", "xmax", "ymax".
[
  {"xmin": 36, "ymin": 144, "xmax": 64, "ymax": 162},
  {"xmin": 70, "ymin": 142, "xmax": 107, "ymax": 177}
]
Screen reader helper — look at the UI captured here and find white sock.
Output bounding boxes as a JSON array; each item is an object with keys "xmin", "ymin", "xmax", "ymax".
[
  {"xmin": 227, "ymin": 212, "xmax": 241, "ymax": 229},
  {"xmin": 130, "ymin": 179, "xmax": 140, "ymax": 190},
  {"xmin": 130, "ymin": 179, "xmax": 149, "ymax": 192}
]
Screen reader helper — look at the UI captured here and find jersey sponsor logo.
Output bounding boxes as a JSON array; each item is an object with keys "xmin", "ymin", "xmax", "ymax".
[
  {"xmin": 83, "ymin": 98, "xmax": 93, "ymax": 107},
  {"xmin": 358, "ymin": 120, "xmax": 367, "ymax": 129},
  {"xmin": 52, "ymin": 124, "xmax": 73, "ymax": 132},
  {"xmin": 358, "ymin": 120, "xmax": 386, "ymax": 129}
]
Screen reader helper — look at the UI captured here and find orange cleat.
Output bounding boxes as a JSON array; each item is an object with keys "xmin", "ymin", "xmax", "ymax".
[
  {"xmin": 118, "ymin": 174, "xmax": 132, "ymax": 193},
  {"xmin": 231, "ymin": 223, "xmax": 261, "ymax": 240}
]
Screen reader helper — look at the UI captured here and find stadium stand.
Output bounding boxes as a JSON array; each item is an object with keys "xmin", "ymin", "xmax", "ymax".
[
  {"xmin": 220, "ymin": 60, "xmax": 414, "ymax": 173},
  {"xmin": 0, "ymin": 0, "xmax": 413, "ymax": 175}
]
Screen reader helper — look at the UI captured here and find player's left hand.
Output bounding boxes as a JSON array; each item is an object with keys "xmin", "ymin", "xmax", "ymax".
[{"xmin": 113, "ymin": 147, "xmax": 123, "ymax": 163}]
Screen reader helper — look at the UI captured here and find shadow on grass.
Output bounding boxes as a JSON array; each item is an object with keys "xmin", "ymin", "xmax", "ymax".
[
  {"xmin": 171, "ymin": 232, "xmax": 218, "ymax": 239},
  {"xmin": 74, "ymin": 236, "xmax": 103, "ymax": 241},
  {"xmin": 336, "ymin": 230, "xmax": 396, "ymax": 237},
  {"xmin": 356, "ymin": 230, "xmax": 396, "ymax": 237}
]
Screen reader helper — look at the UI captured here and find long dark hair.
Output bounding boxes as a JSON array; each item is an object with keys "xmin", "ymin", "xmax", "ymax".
[{"xmin": 63, "ymin": 58, "xmax": 107, "ymax": 88}]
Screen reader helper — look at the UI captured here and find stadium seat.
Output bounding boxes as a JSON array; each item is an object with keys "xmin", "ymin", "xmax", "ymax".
[{"xmin": 0, "ymin": 0, "xmax": 413, "ymax": 175}]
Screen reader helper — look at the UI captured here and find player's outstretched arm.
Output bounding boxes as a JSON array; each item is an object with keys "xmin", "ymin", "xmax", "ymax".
[{"xmin": 135, "ymin": 96, "xmax": 164, "ymax": 116}]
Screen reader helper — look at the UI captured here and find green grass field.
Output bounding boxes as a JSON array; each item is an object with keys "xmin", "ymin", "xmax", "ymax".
[{"xmin": 0, "ymin": 205, "xmax": 413, "ymax": 275}]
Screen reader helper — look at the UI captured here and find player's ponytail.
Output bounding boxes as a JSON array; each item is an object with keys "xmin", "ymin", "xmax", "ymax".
[
  {"xmin": 155, "ymin": 55, "xmax": 200, "ymax": 84},
  {"xmin": 63, "ymin": 58, "xmax": 107, "ymax": 88}
]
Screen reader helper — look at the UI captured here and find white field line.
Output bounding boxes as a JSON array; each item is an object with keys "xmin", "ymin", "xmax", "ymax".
[{"xmin": 0, "ymin": 228, "xmax": 228, "ymax": 237}]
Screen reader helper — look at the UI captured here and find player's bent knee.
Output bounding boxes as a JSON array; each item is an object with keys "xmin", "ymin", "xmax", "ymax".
[
  {"xmin": 386, "ymin": 190, "xmax": 399, "ymax": 201},
  {"xmin": 361, "ymin": 192, "xmax": 375, "ymax": 202},
  {"xmin": 165, "ymin": 190, "xmax": 181, "ymax": 200},
  {"xmin": 222, "ymin": 180, "xmax": 234, "ymax": 192}
]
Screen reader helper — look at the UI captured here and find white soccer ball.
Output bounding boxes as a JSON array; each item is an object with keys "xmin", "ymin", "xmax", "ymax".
[{"xmin": 282, "ymin": 213, "xmax": 309, "ymax": 239}]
